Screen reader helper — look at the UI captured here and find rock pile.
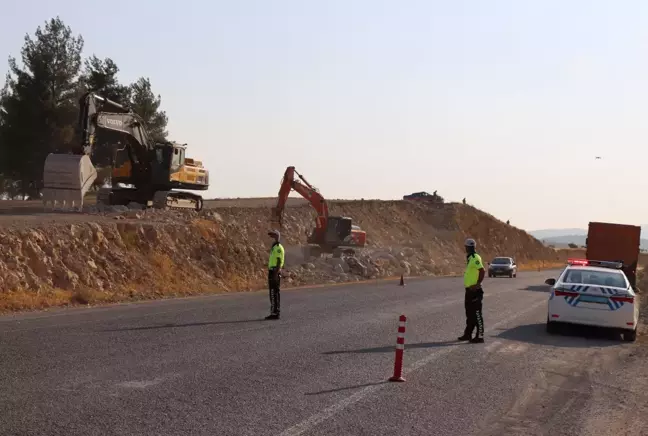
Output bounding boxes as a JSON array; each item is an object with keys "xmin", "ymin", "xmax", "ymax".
[{"xmin": 0, "ymin": 200, "xmax": 564, "ymax": 311}]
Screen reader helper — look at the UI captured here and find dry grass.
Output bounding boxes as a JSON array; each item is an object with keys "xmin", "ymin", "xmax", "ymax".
[
  {"xmin": 70, "ymin": 288, "xmax": 114, "ymax": 305},
  {"xmin": 0, "ymin": 288, "xmax": 73, "ymax": 312},
  {"xmin": 519, "ymin": 260, "xmax": 565, "ymax": 272}
]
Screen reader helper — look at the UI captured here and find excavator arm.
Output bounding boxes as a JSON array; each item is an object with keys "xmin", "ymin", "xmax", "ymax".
[
  {"xmin": 42, "ymin": 92, "xmax": 154, "ymax": 209},
  {"xmin": 271, "ymin": 166, "xmax": 329, "ymax": 231},
  {"xmin": 77, "ymin": 93, "xmax": 153, "ymax": 159}
]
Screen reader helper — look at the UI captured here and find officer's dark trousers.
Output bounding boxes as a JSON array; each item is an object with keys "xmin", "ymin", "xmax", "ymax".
[
  {"xmin": 268, "ymin": 269, "xmax": 281, "ymax": 315},
  {"xmin": 464, "ymin": 287, "xmax": 484, "ymax": 338}
]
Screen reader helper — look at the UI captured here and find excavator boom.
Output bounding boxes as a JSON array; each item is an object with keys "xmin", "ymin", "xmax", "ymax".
[
  {"xmin": 42, "ymin": 92, "xmax": 209, "ymax": 211},
  {"xmin": 271, "ymin": 166, "xmax": 366, "ymax": 252},
  {"xmin": 271, "ymin": 166, "xmax": 328, "ymax": 231},
  {"xmin": 43, "ymin": 93, "xmax": 150, "ymax": 209}
]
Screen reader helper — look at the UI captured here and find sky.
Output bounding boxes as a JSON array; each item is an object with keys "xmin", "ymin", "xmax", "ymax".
[{"xmin": 2, "ymin": 0, "xmax": 648, "ymax": 231}]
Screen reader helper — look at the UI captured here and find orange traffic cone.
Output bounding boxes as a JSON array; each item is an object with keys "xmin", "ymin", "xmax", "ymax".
[{"xmin": 399, "ymin": 274, "xmax": 405, "ymax": 286}]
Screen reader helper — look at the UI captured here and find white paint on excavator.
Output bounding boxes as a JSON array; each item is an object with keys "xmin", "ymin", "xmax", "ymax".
[{"xmin": 42, "ymin": 153, "xmax": 97, "ymax": 211}]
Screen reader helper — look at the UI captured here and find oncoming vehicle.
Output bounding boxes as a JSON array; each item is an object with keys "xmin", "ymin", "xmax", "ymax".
[
  {"xmin": 488, "ymin": 257, "xmax": 517, "ymax": 278},
  {"xmin": 544, "ymin": 259, "xmax": 638, "ymax": 342}
]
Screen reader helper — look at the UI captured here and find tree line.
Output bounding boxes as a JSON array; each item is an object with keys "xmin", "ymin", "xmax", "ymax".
[{"xmin": 0, "ymin": 17, "xmax": 169, "ymax": 199}]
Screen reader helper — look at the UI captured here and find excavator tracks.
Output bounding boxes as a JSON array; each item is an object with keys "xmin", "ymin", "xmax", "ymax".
[
  {"xmin": 152, "ymin": 191, "xmax": 204, "ymax": 211},
  {"xmin": 96, "ymin": 188, "xmax": 204, "ymax": 212}
]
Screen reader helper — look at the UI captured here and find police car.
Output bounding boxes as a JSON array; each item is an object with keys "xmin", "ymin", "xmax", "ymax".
[{"xmin": 544, "ymin": 259, "xmax": 639, "ymax": 342}]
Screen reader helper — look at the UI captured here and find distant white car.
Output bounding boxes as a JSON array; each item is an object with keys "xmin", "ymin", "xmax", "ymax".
[{"xmin": 545, "ymin": 259, "xmax": 639, "ymax": 342}]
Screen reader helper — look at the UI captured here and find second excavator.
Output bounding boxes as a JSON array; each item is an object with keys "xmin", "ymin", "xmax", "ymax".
[
  {"xmin": 271, "ymin": 166, "xmax": 367, "ymax": 256},
  {"xmin": 42, "ymin": 92, "xmax": 209, "ymax": 211}
]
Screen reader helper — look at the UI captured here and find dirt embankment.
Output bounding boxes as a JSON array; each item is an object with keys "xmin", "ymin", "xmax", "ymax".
[{"xmin": 0, "ymin": 200, "xmax": 563, "ymax": 311}]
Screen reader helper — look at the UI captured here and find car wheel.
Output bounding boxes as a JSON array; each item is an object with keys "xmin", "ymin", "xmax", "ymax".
[
  {"xmin": 623, "ymin": 329, "xmax": 637, "ymax": 342},
  {"xmin": 509, "ymin": 272, "xmax": 513, "ymax": 278},
  {"xmin": 546, "ymin": 318, "xmax": 559, "ymax": 335}
]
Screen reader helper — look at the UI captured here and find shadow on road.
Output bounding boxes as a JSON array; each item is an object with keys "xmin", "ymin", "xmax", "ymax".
[
  {"xmin": 323, "ymin": 340, "xmax": 458, "ymax": 355},
  {"xmin": 496, "ymin": 322, "xmax": 621, "ymax": 348},
  {"xmin": 305, "ymin": 381, "xmax": 389, "ymax": 396},
  {"xmin": 521, "ymin": 285, "xmax": 550, "ymax": 293},
  {"xmin": 101, "ymin": 319, "xmax": 266, "ymax": 332}
]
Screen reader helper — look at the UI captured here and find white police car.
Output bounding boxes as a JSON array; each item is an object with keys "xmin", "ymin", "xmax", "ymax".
[{"xmin": 545, "ymin": 259, "xmax": 639, "ymax": 342}]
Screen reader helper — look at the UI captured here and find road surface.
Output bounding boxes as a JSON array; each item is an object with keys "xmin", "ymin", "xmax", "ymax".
[{"xmin": 1, "ymin": 272, "xmax": 647, "ymax": 436}]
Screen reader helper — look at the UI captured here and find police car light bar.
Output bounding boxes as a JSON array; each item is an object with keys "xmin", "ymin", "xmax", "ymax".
[
  {"xmin": 567, "ymin": 258, "xmax": 623, "ymax": 269},
  {"xmin": 567, "ymin": 258, "xmax": 588, "ymax": 266}
]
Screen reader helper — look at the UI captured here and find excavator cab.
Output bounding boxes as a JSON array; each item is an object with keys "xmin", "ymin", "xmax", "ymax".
[
  {"xmin": 113, "ymin": 141, "xmax": 187, "ymax": 186},
  {"xmin": 326, "ymin": 216, "xmax": 353, "ymax": 243}
]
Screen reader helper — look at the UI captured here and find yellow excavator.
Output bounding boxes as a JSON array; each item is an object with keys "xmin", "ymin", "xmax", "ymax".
[{"xmin": 42, "ymin": 92, "xmax": 209, "ymax": 211}]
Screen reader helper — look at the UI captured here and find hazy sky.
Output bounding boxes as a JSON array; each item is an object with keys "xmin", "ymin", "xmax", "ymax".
[{"xmin": 2, "ymin": 0, "xmax": 648, "ymax": 231}]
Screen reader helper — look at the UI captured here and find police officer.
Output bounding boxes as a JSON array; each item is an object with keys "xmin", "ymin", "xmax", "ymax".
[
  {"xmin": 458, "ymin": 238, "xmax": 485, "ymax": 343},
  {"xmin": 266, "ymin": 230, "xmax": 285, "ymax": 320}
]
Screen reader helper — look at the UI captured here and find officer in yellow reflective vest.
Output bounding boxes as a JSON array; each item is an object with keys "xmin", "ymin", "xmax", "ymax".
[
  {"xmin": 266, "ymin": 230, "xmax": 285, "ymax": 320},
  {"xmin": 458, "ymin": 238, "xmax": 486, "ymax": 343}
]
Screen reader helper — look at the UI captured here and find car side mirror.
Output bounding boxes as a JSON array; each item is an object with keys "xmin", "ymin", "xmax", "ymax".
[{"xmin": 544, "ymin": 278, "xmax": 556, "ymax": 286}]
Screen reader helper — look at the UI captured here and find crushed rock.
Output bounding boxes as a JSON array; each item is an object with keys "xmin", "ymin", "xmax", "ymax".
[{"xmin": 0, "ymin": 200, "xmax": 565, "ymax": 310}]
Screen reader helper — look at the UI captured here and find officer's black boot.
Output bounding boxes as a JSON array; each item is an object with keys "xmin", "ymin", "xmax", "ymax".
[
  {"xmin": 458, "ymin": 326, "xmax": 472, "ymax": 341},
  {"xmin": 266, "ymin": 289, "xmax": 280, "ymax": 320}
]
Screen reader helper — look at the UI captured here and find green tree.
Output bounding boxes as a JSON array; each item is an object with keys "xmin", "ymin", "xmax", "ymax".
[
  {"xmin": 81, "ymin": 55, "xmax": 130, "ymax": 103},
  {"xmin": 129, "ymin": 77, "xmax": 168, "ymax": 142},
  {"xmin": 0, "ymin": 17, "xmax": 83, "ymax": 197}
]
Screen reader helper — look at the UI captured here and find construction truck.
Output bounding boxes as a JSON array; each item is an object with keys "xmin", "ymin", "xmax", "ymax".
[
  {"xmin": 271, "ymin": 166, "xmax": 367, "ymax": 257},
  {"xmin": 42, "ymin": 92, "xmax": 209, "ymax": 211},
  {"xmin": 585, "ymin": 221, "xmax": 641, "ymax": 289}
]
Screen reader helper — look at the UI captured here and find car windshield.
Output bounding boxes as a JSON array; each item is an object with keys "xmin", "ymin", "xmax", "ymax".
[
  {"xmin": 562, "ymin": 269, "xmax": 627, "ymax": 288},
  {"xmin": 491, "ymin": 258, "xmax": 511, "ymax": 265}
]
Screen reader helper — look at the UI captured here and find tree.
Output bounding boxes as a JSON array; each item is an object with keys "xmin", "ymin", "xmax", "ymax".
[
  {"xmin": 80, "ymin": 55, "xmax": 130, "ymax": 103},
  {"xmin": 129, "ymin": 77, "xmax": 168, "ymax": 142},
  {"xmin": 0, "ymin": 17, "xmax": 83, "ymax": 197},
  {"xmin": 0, "ymin": 18, "xmax": 172, "ymax": 197},
  {"xmin": 567, "ymin": 243, "xmax": 578, "ymax": 249}
]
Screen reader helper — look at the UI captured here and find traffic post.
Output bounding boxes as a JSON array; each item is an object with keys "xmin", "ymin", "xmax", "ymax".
[{"xmin": 388, "ymin": 314, "xmax": 407, "ymax": 382}]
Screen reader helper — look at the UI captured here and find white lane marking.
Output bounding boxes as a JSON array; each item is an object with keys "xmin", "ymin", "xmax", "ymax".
[{"xmin": 278, "ymin": 299, "xmax": 547, "ymax": 436}]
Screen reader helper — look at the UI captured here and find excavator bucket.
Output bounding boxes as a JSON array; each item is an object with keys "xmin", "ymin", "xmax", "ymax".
[{"xmin": 42, "ymin": 153, "xmax": 97, "ymax": 211}]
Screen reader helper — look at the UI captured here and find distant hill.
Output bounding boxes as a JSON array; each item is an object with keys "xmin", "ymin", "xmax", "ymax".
[
  {"xmin": 529, "ymin": 228, "xmax": 587, "ymax": 240},
  {"xmin": 529, "ymin": 227, "xmax": 648, "ymax": 251}
]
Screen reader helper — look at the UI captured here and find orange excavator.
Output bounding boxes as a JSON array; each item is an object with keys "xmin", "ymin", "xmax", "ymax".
[{"xmin": 271, "ymin": 166, "xmax": 367, "ymax": 255}]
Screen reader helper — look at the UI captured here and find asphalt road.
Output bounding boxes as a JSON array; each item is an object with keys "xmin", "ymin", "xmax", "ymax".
[{"xmin": 1, "ymin": 271, "xmax": 647, "ymax": 436}]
